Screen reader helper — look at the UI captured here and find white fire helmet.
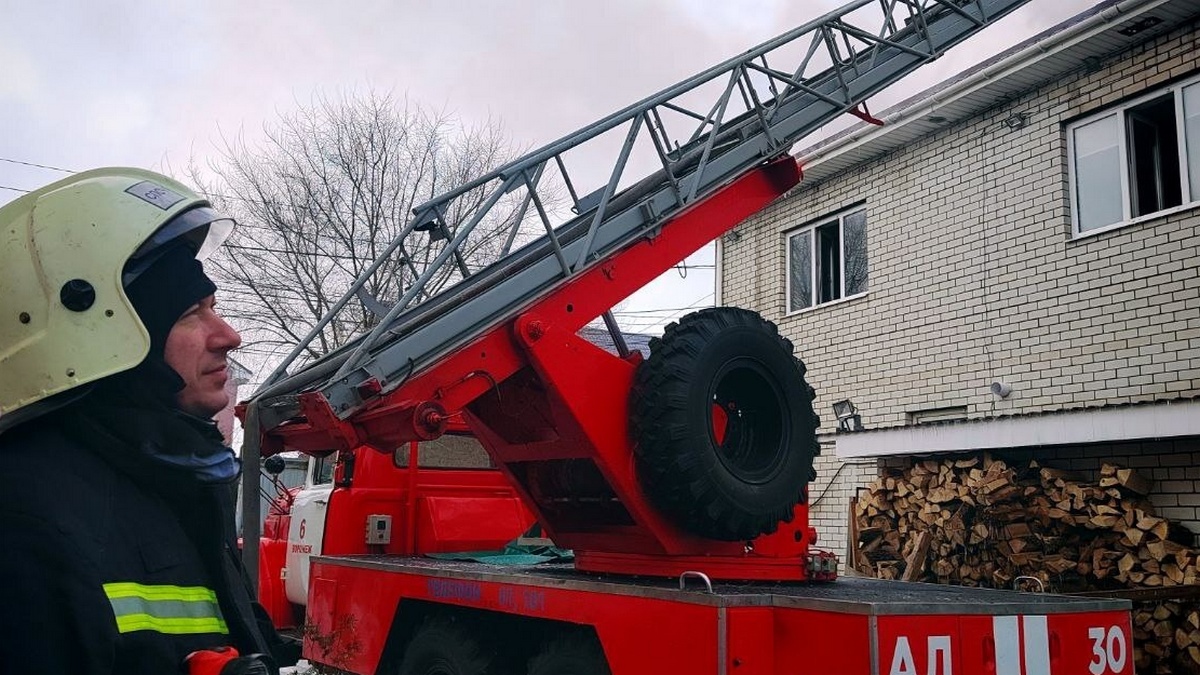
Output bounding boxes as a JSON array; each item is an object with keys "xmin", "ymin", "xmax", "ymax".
[{"xmin": 0, "ymin": 168, "xmax": 234, "ymax": 433}]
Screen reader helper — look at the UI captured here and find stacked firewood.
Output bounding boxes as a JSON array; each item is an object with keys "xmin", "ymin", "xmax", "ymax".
[
  {"xmin": 853, "ymin": 454, "xmax": 1200, "ymax": 674},
  {"xmin": 1132, "ymin": 601, "xmax": 1200, "ymax": 673}
]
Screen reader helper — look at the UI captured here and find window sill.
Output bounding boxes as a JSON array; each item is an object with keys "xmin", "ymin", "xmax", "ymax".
[
  {"xmin": 785, "ymin": 291, "xmax": 868, "ymax": 317},
  {"xmin": 1072, "ymin": 201, "xmax": 1198, "ymax": 241}
]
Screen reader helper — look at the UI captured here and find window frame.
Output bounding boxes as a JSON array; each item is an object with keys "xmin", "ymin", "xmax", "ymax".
[
  {"xmin": 784, "ymin": 205, "xmax": 868, "ymax": 316},
  {"xmin": 307, "ymin": 452, "xmax": 337, "ymax": 487},
  {"xmin": 1067, "ymin": 72, "xmax": 1200, "ymax": 238}
]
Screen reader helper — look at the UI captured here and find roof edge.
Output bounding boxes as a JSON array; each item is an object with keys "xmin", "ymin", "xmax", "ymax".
[
  {"xmin": 834, "ymin": 398, "xmax": 1200, "ymax": 459},
  {"xmin": 798, "ymin": 0, "xmax": 1172, "ymax": 169}
]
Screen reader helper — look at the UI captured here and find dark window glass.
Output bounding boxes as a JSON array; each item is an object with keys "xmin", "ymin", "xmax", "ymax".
[
  {"xmin": 816, "ymin": 221, "xmax": 842, "ymax": 304},
  {"xmin": 1127, "ymin": 95, "xmax": 1182, "ymax": 217},
  {"xmin": 843, "ymin": 210, "xmax": 868, "ymax": 296}
]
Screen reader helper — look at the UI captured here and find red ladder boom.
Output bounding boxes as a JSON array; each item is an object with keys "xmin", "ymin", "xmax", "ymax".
[{"xmin": 240, "ymin": 0, "xmax": 1033, "ymax": 581}]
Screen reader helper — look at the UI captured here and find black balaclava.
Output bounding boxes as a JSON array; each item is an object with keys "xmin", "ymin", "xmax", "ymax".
[
  {"xmin": 122, "ymin": 242, "xmax": 218, "ymax": 399},
  {"xmin": 126, "ymin": 242, "xmax": 218, "ymax": 357}
]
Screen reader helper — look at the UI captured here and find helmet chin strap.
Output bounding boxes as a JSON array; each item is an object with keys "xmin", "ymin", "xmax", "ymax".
[{"xmin": 136, "ymin": 358, "xmax": 189, "ymax": 406}]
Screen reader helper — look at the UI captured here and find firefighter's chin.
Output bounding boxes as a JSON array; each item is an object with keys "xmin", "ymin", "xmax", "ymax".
[{"xmin": 177, "ymin": 368, "xmax": 231, "ymax": 419}]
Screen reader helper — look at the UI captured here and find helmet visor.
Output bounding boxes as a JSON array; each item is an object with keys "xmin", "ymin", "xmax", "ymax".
[{"xmin": 123, "ymin": 206, "xmax": 235, "ymax": 285}]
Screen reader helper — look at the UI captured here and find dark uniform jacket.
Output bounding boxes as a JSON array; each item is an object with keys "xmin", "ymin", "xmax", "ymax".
[{"xmin": 0, "ymin": 417, "xmax": 295, "ymax": 674}]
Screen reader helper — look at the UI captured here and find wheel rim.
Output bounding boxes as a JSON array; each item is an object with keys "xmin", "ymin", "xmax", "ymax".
[{"xmin": 708, "ymin": 357, "xmax": 788, "ymax": 484}]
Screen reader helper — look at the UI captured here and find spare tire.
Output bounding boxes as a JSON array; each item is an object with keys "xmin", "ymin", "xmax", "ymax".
[{"xmin": 631, "ymin": 307, "xmax": 818, "ymax": 541}]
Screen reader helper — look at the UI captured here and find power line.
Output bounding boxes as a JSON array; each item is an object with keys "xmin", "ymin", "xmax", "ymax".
[
  {"xmin": 221, "ymin": 241, "xmax": 713, "ymax": 272},
  {"xmin": 612, "ymin": 305, "xmax": 712, "ymax": 316},
  {"xmin": 0, "ymin": 156, "xmax": 267, "ymax": 206},
  {"xmin": 0, "ymin": 157, "xmax": 73, "ymax": 194},
  {"xmin": 0, "ymin": 157, "xmax": 75, "ymax": 174},
  {"xmin": 223, "ymin": 243, "xmax": 366, "ymax": 261}
]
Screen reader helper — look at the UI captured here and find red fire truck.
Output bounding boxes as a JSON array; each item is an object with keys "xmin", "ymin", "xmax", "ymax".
[{"xmin": 239, "ymin": 1, "xmax": 1134, "ymax": 673}]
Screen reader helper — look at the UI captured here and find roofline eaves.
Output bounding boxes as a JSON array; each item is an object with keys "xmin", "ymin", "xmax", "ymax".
[{"xmin": 797, "ymin": 0, "xmax": 1174, "ymax": 170}]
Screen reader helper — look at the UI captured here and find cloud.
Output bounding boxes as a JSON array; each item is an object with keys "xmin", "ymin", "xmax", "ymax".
[
  {"xmin": 0, "ymin": 0, "xmax": 1106, "ymax": 333},
  {"xmin": 83, "ymin": 92, "xmax": 156, "ymax": 141},
  {"xmin": 2, "ymin": 1, "xmax": 1100, "ymax": 193},
  {"xmin": 0, "ymin": 43, "xmax": 41, "ymax": 105}
]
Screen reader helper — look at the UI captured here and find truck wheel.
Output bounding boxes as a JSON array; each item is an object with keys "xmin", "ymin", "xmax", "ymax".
[
  {"xmin": 631, "ymin": 307, "xmax": 818, "ymax": 541},
  {"xmin": 397, "ymin": 615, "xmax": 498, "ymax": 675},
  {"xmin": 527, "ymin": 630, "xmax": 610, "ymax": 675}
]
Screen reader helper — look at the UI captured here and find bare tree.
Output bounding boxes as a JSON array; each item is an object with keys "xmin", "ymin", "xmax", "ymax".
[{"xmin": 191, "ymin": 90, "xmax": 534, "ymax": 372}]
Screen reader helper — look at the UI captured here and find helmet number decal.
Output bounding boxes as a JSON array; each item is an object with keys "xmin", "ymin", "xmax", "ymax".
[{"xmin": 125, "ymin": 181, "xmax": 185, "ymax": 210}]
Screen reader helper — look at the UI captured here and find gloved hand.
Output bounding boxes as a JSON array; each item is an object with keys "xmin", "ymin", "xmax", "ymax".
[
  {"xmin": 218, "ymin": 654, "xmax": 275, "ymax": 675},
  {"xmin": 184, "ymin": 646, "xmax": 277, "ymax": 675}
]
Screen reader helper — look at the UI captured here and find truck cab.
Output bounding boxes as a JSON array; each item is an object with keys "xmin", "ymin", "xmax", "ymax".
[{"xmin": 257, "ymin": 430, "xmax": 535, "ymax": 630}]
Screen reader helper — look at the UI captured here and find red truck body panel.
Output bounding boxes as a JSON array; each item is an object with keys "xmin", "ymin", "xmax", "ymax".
[{"xmin": 304, "ymin": 556, "xmax": 1132, "ymax": 675}]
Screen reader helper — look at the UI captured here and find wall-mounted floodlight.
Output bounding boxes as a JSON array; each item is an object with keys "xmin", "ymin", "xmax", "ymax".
[
  {"xmin": 1003, "ymin": 112, "xmax": 1030, "ymax": 130},
  {"xmin": 832, "ymin": 399, "xmax": 863, "ymax": 432}
]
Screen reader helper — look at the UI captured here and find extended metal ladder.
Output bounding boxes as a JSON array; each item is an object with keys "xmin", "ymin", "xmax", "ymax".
[{"xmin": 251, "ymin": 0, "xmax": 1032, "ymax": 421}]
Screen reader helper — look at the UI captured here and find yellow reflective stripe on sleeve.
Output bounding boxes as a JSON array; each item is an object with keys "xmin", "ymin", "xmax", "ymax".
[
  {"xmin": 103, "ymin": 582, "xmax": 220, "ymax": 602},
  {"xmin": 113, "ymin": 614, "xmax": 230, "ymax": 635},
  {"xmin": 102, "ymin": 582, "xmax": 229, "ymax": 636}
]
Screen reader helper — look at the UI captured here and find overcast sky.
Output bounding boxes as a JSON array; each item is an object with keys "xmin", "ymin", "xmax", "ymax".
[{"xmin": 1, "ymin": 0, "xmax": 1099, "ymax": 338}]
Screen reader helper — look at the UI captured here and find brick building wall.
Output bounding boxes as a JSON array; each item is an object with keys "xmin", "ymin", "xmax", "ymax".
[
  {"xmin": 722, "ymin": 20, "xmax": 1200, "ymax": 557},
  {"xmin": 809, "ymin": 452, "xmax": 879, "ymax": 560}
]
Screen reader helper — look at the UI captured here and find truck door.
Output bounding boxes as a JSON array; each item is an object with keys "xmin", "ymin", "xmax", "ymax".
[{"xmin": 284, "ymin": 453, "xmax": 336, "ymax": 606}]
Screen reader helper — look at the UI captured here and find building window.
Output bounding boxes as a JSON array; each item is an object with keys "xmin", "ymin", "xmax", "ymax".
[
  {"xmin": 1068, "ymin": 74, "xmax": 1200, "ymax": 234},
  {"xmin": 787, "ymin": 207, "xmax": 867, "ymax": 313}
]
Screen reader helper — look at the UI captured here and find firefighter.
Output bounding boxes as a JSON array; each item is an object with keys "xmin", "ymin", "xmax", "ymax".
[{"xmin": 0, "ymin": 169, "xmax": 298, "ymax": 674}]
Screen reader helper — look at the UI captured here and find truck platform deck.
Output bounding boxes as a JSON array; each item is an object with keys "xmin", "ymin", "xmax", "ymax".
[
  {"xmin": 307, "ymin": 555, "xmax": 1135, "ymax": 674},
  {"xmin": 317, "ymin": 554, "xmax": 1130, "ymax": 615}
]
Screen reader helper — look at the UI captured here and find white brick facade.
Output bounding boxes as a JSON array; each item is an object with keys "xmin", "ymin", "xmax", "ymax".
[{"xmin": 723, "ymin": 17, "xmax": 1200, "ymax": 558}]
